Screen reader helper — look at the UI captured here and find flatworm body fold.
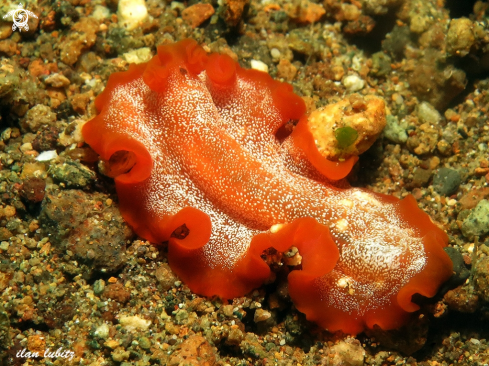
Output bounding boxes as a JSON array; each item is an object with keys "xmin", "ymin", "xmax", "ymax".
[{"xmin": 83, "ymin": 39, "xmax": 453, "ymax": 334}]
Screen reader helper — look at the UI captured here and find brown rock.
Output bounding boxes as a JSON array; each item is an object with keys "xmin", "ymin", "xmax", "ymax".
[
  {"xmin": 0, "ymin": 227, "xmax": 12, "ymax": 241},
  {"xmin": 287, "ymin": 0, "xmax": 325, "ymax": 24},
  {"xmin": 0, "ymin": 39, "xmax": 17, "ymax": 56},
  {"xmin": 182, "ymin": 4, "xmax": 215, "ymax": 29},
  {"xmin": 20, "ymin": 177, "xmax": 46, "ymax": 203},
  {"xmin": 0, "ymin": 21, "xmax": 13, "ymax": 40},
  {"xmin": 277, "ymin": 59, "xmax": 297, "ymax": 82},
  {"xmin": 39, "ymin": 190, "xmax": 133, "ymax": 276},
  {"xmin": 102, "ymin": 283, "xmax": 131, "ymax": 304},
  {"xmin": 155, "ymin": 263, "xmax": 178, "ymax": 291},
  {"xmin": 459, "ymin": 187, "xmax": 489, "ymax": 210},
  {"xmin": 70, "ymin": 91, "xmax": 92, "ymax": 114},
  {"xmin": 29, "ymin": 59, "xmax": 49, "ymax": 77},
  {"xmin": 169, "ymin": 335, "xmax": 216, "ymax": 366},
  {"xmin": 222, "ymin": 0, "xmax": 249, "ymax": 27},
  {"xmin": 444, "ymin": 285, "xmax": 479, "ymax": 313},
  {"xmin": 59, "ymin": 17, "xmax": 98, "ymax": 65},
  {"xmin": 27, "ymin": 334, "xmax": 46, "ymax": 355}
]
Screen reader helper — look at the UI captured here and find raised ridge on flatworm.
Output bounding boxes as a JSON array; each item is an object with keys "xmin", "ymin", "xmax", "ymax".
[{"xmin": 83, "ymin": 39, "xmax": 453, "ymax": 334}]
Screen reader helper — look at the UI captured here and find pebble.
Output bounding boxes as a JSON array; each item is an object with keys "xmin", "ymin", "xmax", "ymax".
[
  {"xmin": 49, "ymin": 159, "xmax": 96, "ymax": 188},
  {"xmin": 343, "ymin": 74, "xmax": 365, "ymax": 92},
  {"xmin": 383, "ymin": 115, "xmax": 408, "ymax": 143},
  {"xmin": 119, "ymin": 315, "xmax": 151, "ymax": 332},
  {"xmin": 93, "ymin": 279, "xmax": 106, "ymax": 295},
  {"xmin": 123, "ymin": 47, "xmax": 152, "ymax": 64},
  {"xmin": 181, "ymin": 3, "xmax": 215, "ymax": 28},
  {"xmin": 474, "ymin": 255, "xmax": 489, "ymax": 302},
  {"xmin": 44, "ymin": 73, "xmax": 71, "ymax": 88},
  {"xmin": 446, "ymin": 18, "xmax": 476, "ymax": 57},
  {"xmin": 118, "ymin": 0, "xmax": 149, "ymax": 31},
  {"xmin": 433, "ymin": 167, "xmax": 462, "ymax": 196},
  {"xmin": 250, "ymin": 59, "xmax": 269, "ymax": 73},
  {"xmin": 417, "ymin": 101, "xmax": 441, "ymax": 125},
  {"xmin": 461, "ymin": 199, "xmax": 489, "ymax": 238},
  {"xmin": 36, "ymin": 150, "xmax": 58, "ymax": 161},
  {"xmin": 254, "ymin": 308, "xmax": 272, "ymax": 322},
  {"xmin": 94, "ymin": 323, "xmax": 110, "ymax": 339},
  {"xmin": 139, "ymin": 336, "xmax": 151, "ymax": 350}
]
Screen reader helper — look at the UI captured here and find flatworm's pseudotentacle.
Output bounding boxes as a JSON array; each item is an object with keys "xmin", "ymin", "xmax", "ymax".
[{"xmin": 83, "ymin": 39, "xmax": 453, "ymax": 334}]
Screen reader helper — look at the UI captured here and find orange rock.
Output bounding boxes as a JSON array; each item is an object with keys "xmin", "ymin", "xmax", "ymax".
[
  {"xmin": 59, "ymin": 17, "xmax": 98, "ymax": 66},
  {"xmin": 222, "ymin": 0, "xmax": 249, "ymax": 27},
  {"xmin": 27, "ymin": 334, "xmax": 46, "ymax": 355},
  {"xmin": 169, "ymin": 335, "xmax": 216, "ymax": 366},
  {"xmin": 47, "ymin": 87, "xmax": 67, "ymax": 109},
  {"xmin": 0, "ymin": 39, "xmax": 18, "ymax": 57},
  {"xmin": 29, "ymin": 59, "xmax": 49, "ymax": 77},
  {"xmin": 277, "ymin": 59, "xmax": 297, "ymax": 82},
  {"xmin": 287, "ymin": 0, "xmax": 325, "ymax": 24},
  {"xmin": 71, "ymin": 91, "xmax": 93, "ymax": 114},
  {"xmin": 459, "ymin": 187, "xmax": 489, "ymax": 210},
  {"xmin": 182, "ymin": 4, "xmax": 215, "ymax": 28}
]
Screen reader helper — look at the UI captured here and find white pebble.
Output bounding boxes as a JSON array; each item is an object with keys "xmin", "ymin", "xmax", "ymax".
[
  {"xmin": 119, "ymin": 315, "xmax": 151, "ymax": 332},
  {"xmin": 250, "ymin": 59, "xmax": 269, "ymax": 73},
  {"xmin": 270, "ymin": 48, "xmax": 281, "ymax": 59},
  {"xmin": 123, "ymin": 47, "xmax": 153, "ymax": 64},
  {"xmin": 342, "ymin": 74, "xmax": 365, "ymax": 92},
  {"xmin": 94, "ymin": 323, "xmax": 110, "ymax": 339},
  {"xmin": 118, "ymin": 0, "xmax": 148, "ymax": 31},
  {"xmin": 91, "ymin": 5, "xmax": 110, "ymax": 20},
  {"xmin": 36, "ymin": 150, "xmax": 58, "ymax": 161}
]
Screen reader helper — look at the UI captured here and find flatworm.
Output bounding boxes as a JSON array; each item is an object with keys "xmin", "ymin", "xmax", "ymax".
[{"xmin": 83, "ymin": 39, "xmax": 453, "ymax": 334}]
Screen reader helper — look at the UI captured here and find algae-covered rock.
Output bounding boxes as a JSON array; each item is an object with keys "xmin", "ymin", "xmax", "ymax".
[
  {"xmin": 461, "ymin": 200, "xmax": 489, "ymax": 239},
  {"xmin": 49, "ymin": 159, "xmax": 96, "ymax": 188},
  {"xmin": 39, "ymin": 190, "xmax": 133, "ymax": 275}
]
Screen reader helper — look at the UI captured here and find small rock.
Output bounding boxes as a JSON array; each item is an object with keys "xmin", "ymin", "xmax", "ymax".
[
  {"xmin": 254, "ymin": 308, "xmax": 271, "ymax": 323},
  {"xmin": 442, "ymin": 247, "xmax": 470, "ymax": 290},
  {"xmin": 474, "ymin": 256, "xmax": 489, "ymax": 302},
  {"xmin": 250, "ymin": 59, "xmax": 268, "ymax": 73},
  {"xmin": 287, "ymin": 0, "xmax": 325, "ymax": 24},
  {"xmin": 433, "ymin": 168, "xmax": 461, "ymax": 196},
  {"xmin": 169, "ymin": 335, "xmax": 216, "ymax": 366},
  {"xmin": 343, "ymin": 74, "xmax": 365, "ymax": 92},
  {"xmin": 383, "ymin": 115, "xmax": 407, "ymax": 143},
  {"xmin": 417, "ymin": 101, "xmax": 441, "ymax": 125},
  {"xmin": 446, "ymin": 18, "xmax": 476, "ymax": 57},
  {"xmin": 93, "ymin": 279, "xmax": 106, "ymax": 295},
  {"xmin": 139, "ymin": 336, "xmax": 151, "ymax": 350},
  {"xmin": 49, "ymin": 159, "xmax": 96, "ymax": 188},
  {"xmin": 39, "ymin": 190, "xmax": 132, "ymax": 275},
  {"xmin": 94, "ymin": 323, "xmax": 110, "ymax": 339},
  {"xmin": 370, "ymin": 52, "xmax": 392, "ymax": 77},
  {"xmin": 182, "ymin": 3, "xmax": 215, "ymax": 28},
  {"xmin": 444, "ymin": 285, "xmax": 479, "ymax": 313},
  {"xmin": 118, "ymin": 0, "xmax": 148, "ymax": 31},
  {"xmin": 411, "ymin": 167, "xmax": 432, "ymax": 188},
  {"xmin": 329, "ymin": 338, "xmax": 365, "ymax": 366},
  {"xmin": 44, "ymin": 73, "xmax": 71, "ymax": 88},
  {"xmin": 102, "ymin": 283, "xmax": 131, "ymax": 304},
  {"xmin": 459, "ymin": 187, "xmax": 489, "ymax": 210},
  {"xmin": 222, "ymin": 0, "xmax": 249, "ymax": 27},
  {"xmin": 155, "ymin": 263, "xmax": 178, "ymax": 291},
  {"xmin": 59, "ymin": 17, "xmax": 98, "ymax": 66},
  {"xmin": 0, "ymin": 39, "xmax": 17, "ymax": 57},
  {"xmin": 112, "ymin": 347, "xmax": 130, "ymax": 362},
  {"xmin": 20, "ymin": 177, "xmax": 46, "ymax": 202},
  {"xmin": 21, "ymin": 105, "xmax": 57, "ymax": 133},
  {"xmin": 119, "ymin": 315, "xmax": 151, "ymax": 332},
  {"xmin": 461, "ymin": 200, "xmax": 489, "ymax": 238}
]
